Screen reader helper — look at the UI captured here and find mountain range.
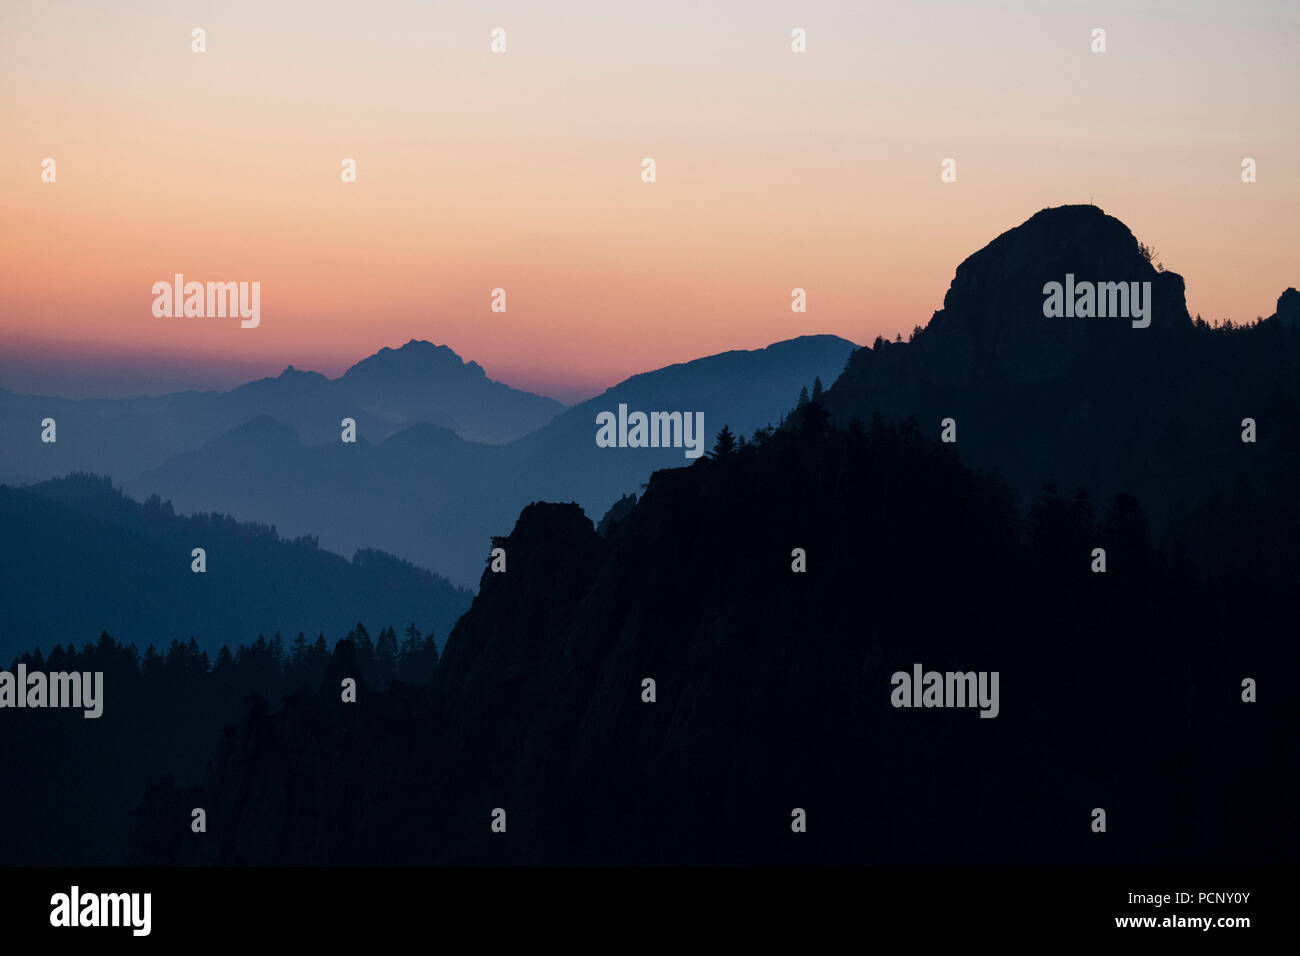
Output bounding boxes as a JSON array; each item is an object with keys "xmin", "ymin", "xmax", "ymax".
[
  {"xmin": 119, "ymin": 335, "xmax": 860, "ymax": 587},
  {"xmin": 0, "ymin": 340, "xmax": 564, "ymax": 488},
  {"xmin": 133, "ymin": 200, "xmax": 1297, "ymax": 862},
  {"xmin": 3, "ymin": 203, "xmax": 1295, "ymax": 866}
]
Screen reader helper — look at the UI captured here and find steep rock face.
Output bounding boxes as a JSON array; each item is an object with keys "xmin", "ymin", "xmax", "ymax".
[
  {"xmin": 824, "ymin": 205, "xmax": 1299, "ymax": 536},
  {"xmin": 843, "ymin": 205, "xmax": 1191, "ymax": 396},
  {"xmin": 1273, "ymin": 287, "xmax": 1300, "ymax": 328},
  {"xmin": 919, "ymin": 205, "xmax": 1191, "ymax": 385},
  {"xmin": 432, "ymin": 501, "xmax": 609, "ymax": 743}
]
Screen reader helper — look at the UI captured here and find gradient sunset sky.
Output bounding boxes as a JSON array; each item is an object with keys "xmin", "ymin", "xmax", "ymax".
[{"xmin": 2, "ymin": 0, "xmax": 1296, "ymax": 402}]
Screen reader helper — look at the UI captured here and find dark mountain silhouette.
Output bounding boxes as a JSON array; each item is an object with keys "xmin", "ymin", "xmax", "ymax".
[
  {"xmin": 125, "ymin": 406, "xmax": 1296, "ymax": 865},
  {"xmin": 821, "ymin": 204, "xmax": 1300, "ymax": 544},
  {"xmin": 126, "ymin": 335, "xmax": 860, "ymax": 587},
  {"xmin": 0, "ymin": 474, "xmax": 472, "ymax": 662},
  {"xmin": 5, "ymin": 205, "xmax": 1294, "ymax": 868},
  {"xmin": 4, "ymin": 205, "xmax": 1294, "ymax": 868},
  {"xmin": 0, "ymin": 340, "xmax": 563, "ymax": 484},
  {"xmin": 448, "ymin": 334, "xmax": 863, "ymax": 529},
  {"xmin": 107, "ymin": 207, "xmax": 1295, "ymax": 866},
  {"xmin": 910, "ymin": 204, "xmax": 1193, "ymax": 383},
  {"xmin": 1275, "ymin": 286, "xmax": 1300, "ymax": 328}
]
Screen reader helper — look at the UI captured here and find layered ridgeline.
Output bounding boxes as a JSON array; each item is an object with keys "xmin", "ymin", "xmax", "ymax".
[
  {"xmin": 125, "ymin": 336, "xmax": 859, "ymax": 587},
  {"xmin": 0, "ymin": 340, "xmax": 564, "ymax": 485},
  {"xmin": 9, "ymin": 205, "xmax": 1296, "ymax": 866},
  {"xmin": 129, "ymin": 406, "xmax": 1296, "ymax": 865},
  {"xmin": 0, "ymin": 474, "xmax": 471, "ymax": 663},
  {"xmin": 120, "ymin": 206, "xmax": 1296, "ymax": 866},
  {"xmin": 822, "ymin": 204, "xmax": 1300, "ymax": 548}
]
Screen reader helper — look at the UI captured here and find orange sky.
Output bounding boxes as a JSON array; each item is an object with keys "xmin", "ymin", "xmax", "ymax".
[{"xmin": 2, "ymin": 0, "xmax": 1296, "ymax": 401}]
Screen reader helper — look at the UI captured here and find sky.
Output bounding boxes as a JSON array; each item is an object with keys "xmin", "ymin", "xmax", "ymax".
[{"xmin": 1, "ymin": 0, "xmax": 1297, "ymax": 403}]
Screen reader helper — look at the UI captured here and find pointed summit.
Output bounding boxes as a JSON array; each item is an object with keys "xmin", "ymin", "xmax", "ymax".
[
  {"xmin": 341, "ymin": 339, "xmax": 487, "ymax": 382},
  {"xmin": 275, "ymin": 364, "xmax": 328, "ymax": 383},
  {"xmin": 336, "ymin": 340, "xmax": 563, "ymax": 444}
]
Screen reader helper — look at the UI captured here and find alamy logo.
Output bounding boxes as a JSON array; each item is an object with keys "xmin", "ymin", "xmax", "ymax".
[
  {"xmin": 151, "ymin": 274, "xmax": 260, "ymax": 328},
  {"xmin": 1042, "ymin": 274, "xmax": 1151, "ymax": 328},
  {"xmin": 890, "ymin": 663, "xmax": 999, "ymax": 718},
  {"xmin": 596, "ymin": 403, "xmax": 705, "ymax": 460},
  {"xmin": 50, "ymin": 886, "xmax": 151, "ymax": 936},
  {"xmin": 0, "ymin": 665, "xmax": 103, "ymax": 718}
]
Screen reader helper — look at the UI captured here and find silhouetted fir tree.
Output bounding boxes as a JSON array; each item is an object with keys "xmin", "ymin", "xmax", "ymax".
[
  {"xmin": 1098, "ymin": 492, "xmax": 1153, "ymax": 579},
  {"xmin": 401, "ymin": 623, "xmax": 421, "ymax": 658},
  {"xmin": 374, "ymin": 626, "xmax": 399, "ymax": 685},
  {"xmin": 141, "ymin": 645, "xmax": 164, "ymax": 681},
  {"xmin": 348, "ymin": 623, "xmax": 374, "ymax": 680},
  {"xmin": 792, "ymin": 397, "xmax": 830, "ymax": 438},
  {"xmin": 712, "ymin": 425, "xmax": 737, "ymax": 458},
  {"xmin": 397, "ymin": 632, "xmax": 440, "ymax": 683},
  {"xmin": 322, "ymin": 638, "xmax": 362, "ymax": 704}
]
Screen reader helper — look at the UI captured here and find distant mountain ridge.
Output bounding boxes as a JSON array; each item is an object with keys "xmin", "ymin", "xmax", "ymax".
[
  {"xmin": 125, "ymin": 335, "xmax": 861, "ymax": 587},
  {"xmin": 0, "ymin": 339, "xmax": 565, "ymax": 484},
  {"xmin": 0, "ymin": 474, "xmax": 473, "ymax": 663},
  {"xmin": 335, "ymin": 340, "xmax": 563, "ymax": 443}
]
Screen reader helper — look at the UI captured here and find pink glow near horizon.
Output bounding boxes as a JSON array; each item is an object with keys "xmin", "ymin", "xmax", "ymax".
[{"xmin": 1, "ymin": 0, "xmax": 1296, "ymax": 401}]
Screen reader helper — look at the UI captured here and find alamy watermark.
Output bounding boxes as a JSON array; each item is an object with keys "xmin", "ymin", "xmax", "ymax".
[
  {"xmin": 0, "ymin": 665, "xmax": 103, "ymax": 718},
  {"xmin": 151, "ymin": 274, "xmax": 260, "ymax": 328},
  {"xmin": 890, "ymin": 663, "xmax": 999, "ymax": 718},
  {"xmin": 1042, "ymin": 274, "xmax": 1151, "ymax": 328},
  {"xmin": 596, "ymin": 403, "xmax": 705, "ymax": 460},
  {"xmin": 50, "ymin": 886, "xmax": 150, "ymax": 936}
]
